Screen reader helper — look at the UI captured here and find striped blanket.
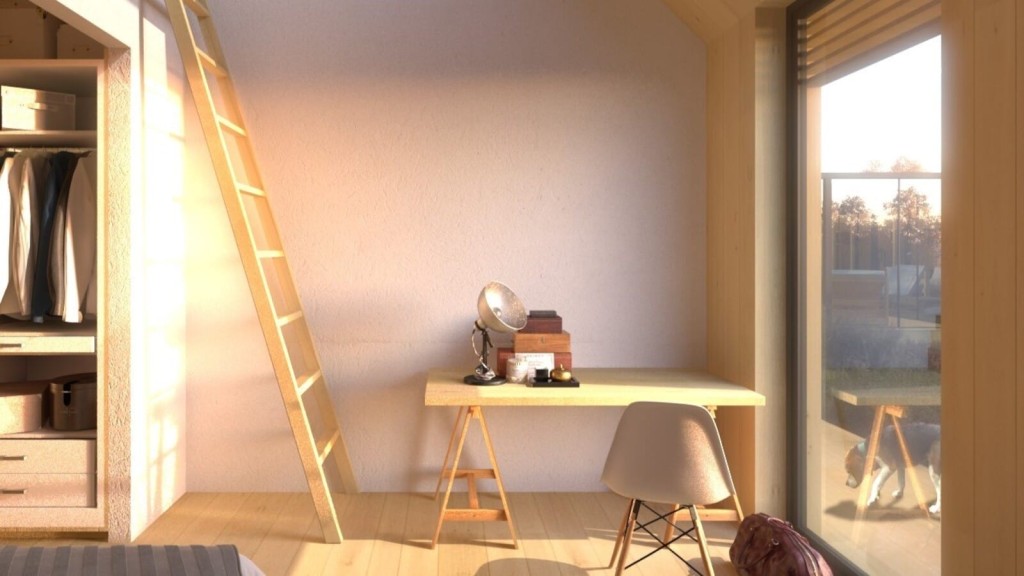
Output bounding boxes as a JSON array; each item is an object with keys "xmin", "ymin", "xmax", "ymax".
[{"xmin": 0, "ymin": 545, "xmax": 265, "ymax": 576}]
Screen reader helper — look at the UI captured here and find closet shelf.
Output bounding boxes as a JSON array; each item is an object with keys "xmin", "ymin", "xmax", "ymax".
[
  {"xmin": 1, "ymin": 427, "xmax": 97, "ymax": 440},
  {"xmin": 0, "ymin": 319, "xmax": 96, "ymax": 355},
  {"xmin": 0, "ymin": 130, "xmax": 97, "ymax": 149}
]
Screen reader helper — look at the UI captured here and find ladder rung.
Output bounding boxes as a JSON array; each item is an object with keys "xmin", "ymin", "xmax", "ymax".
[
  {"xmin": 196, "ymin": 48, "xmax": 228, "ymax": 77},
  {"xmin": 216, "ymin": 114, "xmax": 247, "ymax": 137},
  {"xmin": 257, "ymin": 250, "xmax": 285, "ymax": 260},
  {"xmin": 236, "ymin": 182, "xmax": 266, "ymax": 197},
  {"xmin": 276, "ymin": 310, "xmax": 303, "ymax": 327},
  {"xmin": 317, "ymin": 429, "xmax": 341, "ymax": 466},
  {"xmin": 297, "ymin": 370, "xmax": 323, "ymax": 396},
  {"xmin": 183, "ymin": 0, "xmax": 210, "ymax": 18}
]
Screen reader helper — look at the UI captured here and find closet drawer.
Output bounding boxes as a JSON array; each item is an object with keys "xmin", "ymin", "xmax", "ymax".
[
  {"xmin": 0, "ymin": 439, "xmax": 95, "ymax": 473},
  {"xmin": 0, "ymin": 473, "xmax": 95, "ymax": 507},
  {"xmin": 0, "ymin": 334, "xmax": 95, "ymax": 354}
]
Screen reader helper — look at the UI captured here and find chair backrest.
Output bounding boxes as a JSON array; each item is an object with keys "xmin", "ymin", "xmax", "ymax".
[{"xmin": 601, "ymin": 401, "xmax": 736, "ymax": 506}]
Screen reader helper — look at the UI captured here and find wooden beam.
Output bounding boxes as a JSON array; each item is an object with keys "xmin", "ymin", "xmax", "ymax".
[{"xmin": 941, "ymin": 0, "xmax": 975, "ymax": 572}]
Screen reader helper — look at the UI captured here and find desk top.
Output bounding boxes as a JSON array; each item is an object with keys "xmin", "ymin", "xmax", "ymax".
[
  {"xmin": 425, "ymin": 368, "xmax": 766, "ymax": 407},
  {"xmin": 832, "ymin": 385, "xmax": 940, "ymax": 407}
]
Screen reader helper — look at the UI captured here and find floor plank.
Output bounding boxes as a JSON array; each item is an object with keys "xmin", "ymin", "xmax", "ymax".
[
  {"xmin": 533, "ymin": 492, "xmax": 612, "ymax": 576},
  {"xmin": 249, "ymin": 493, "xmax": 318, "ymax": 576},
  {"xmin": 2, "ymin": 492, "xmax": 743, "ymax": 576},
  {"xmin": 396, "ymin": 494, "xmax": 439, "ymax": 576}
]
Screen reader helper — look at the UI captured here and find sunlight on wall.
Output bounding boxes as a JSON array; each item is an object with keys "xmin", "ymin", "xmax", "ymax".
[{"xmin": 133, "ymin": 12, "xmax": 188, "ymax": 536}]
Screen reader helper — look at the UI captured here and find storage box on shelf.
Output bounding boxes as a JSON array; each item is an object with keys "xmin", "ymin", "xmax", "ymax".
[
  {"xmin": 0, "ymin": 382, "xmax": 46, "ymax": 434},
  {"xmin": 1, "ymin": 84, "xmax": 76, "ymax": 130}
]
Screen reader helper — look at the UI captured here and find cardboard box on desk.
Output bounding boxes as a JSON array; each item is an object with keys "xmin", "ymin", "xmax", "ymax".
[
  {"xmin": 514, "ymin": 330, "xmax": 571, "ymax": 354},
  {"xmin": 0, "ymin": 3, "xmax": 60, "ymax": 59},
  {"xmin": 495, "ymin": 347, "xmax": 572, "ymax": 377},
  {"xmin": 0, "ymin": 381, "xmax": 48, "ymax": 435}
]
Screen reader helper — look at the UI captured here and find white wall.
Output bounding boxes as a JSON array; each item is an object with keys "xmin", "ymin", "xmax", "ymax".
[{"xmin": 185, "ymin": 0, "xmax": 707, "ymax": 491}]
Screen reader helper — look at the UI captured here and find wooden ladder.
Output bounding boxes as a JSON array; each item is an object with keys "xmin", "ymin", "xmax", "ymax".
[{"xmin": 165, "ymin": 0, "xmax": 358, "ymax": 543}]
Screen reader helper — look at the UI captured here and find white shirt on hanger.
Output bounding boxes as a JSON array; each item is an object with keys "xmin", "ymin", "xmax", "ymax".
[
  {"xmin": 61, "ymin": 156, "xmax": 96, "ymax": 323},
  {"xmin": 0, "ymin": 156, "xmax": 13, "ymax": 301},
  {"xmin": 0, "ymin": 152, "xmax": 40, "ymax": 318}
]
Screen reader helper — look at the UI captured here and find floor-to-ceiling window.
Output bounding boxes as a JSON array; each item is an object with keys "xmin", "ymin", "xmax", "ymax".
[{"xmin": 791, "ymin": 1, "xmax": 941, "ymax": 573}]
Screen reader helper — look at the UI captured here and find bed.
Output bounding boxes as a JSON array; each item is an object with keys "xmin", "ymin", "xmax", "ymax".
[{"xmin": 0, "ymin": 544, "xmax": 266, "ymax": 575}]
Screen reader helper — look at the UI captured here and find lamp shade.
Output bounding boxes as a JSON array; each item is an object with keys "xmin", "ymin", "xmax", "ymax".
[{"xmin": 476, "ymin": 281, "xmax": 527, "ymax": 333}]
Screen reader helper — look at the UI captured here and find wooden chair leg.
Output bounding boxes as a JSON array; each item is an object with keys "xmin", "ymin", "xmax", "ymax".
[
  {"xmin": 615, "ymin": 499, "xmax": 640, "ymax": 576},
  {"xmin": 689, "ymin": 504, "xmax": 716, "ymax": 576},
  {"xmin": 609, "ymin": 499, "xmax": 631, "ymax": 568}
]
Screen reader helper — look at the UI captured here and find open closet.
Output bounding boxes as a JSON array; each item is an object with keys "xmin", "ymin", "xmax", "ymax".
[{"xmin": 0, "ymin": 2, "xmax": 106, "ymax": 533}]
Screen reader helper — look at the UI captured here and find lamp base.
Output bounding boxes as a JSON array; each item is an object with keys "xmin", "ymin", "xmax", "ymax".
[{"xmin": 464, "ymin": 374, "xmax": 507, "ymax": 386}]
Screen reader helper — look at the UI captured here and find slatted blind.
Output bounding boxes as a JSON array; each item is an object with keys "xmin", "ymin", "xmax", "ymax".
[{"xmin": 797, "ymin": 0, "xmax": 940, "ymax": 85}]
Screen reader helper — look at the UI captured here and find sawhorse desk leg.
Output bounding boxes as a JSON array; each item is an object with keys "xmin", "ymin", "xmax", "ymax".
[
  {"xmin": 854, "ymin": 404, "xmax": 930, "ymax": 522},
  {"xmin": 432, "ymin": 405, "xmax": 518, "ymax": 549}
]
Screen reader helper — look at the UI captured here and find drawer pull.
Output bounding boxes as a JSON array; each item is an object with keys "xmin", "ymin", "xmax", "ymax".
[
  {"xmin": 1, "ymin": 489, "xmax": 26, "ymax": 495},
  {"xmin": 0, "ymin": 343, "xmax": 23, "ymax": 349},
  {"xmin": 0, "ymin": 455, "xmax": 26, "ymax": 461}
]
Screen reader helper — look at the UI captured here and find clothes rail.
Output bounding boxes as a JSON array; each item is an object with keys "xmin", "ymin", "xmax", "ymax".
[{"xmin": 1, "ymin": 148, "xmax": 94, "ymax": 159}]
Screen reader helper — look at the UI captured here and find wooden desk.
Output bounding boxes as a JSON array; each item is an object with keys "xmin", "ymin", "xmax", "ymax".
[
  {"xmin": 425, "ymin": 367, "xmax": 766, "ymax": 548},
  {"xmin": 832, "ymin": 385, "xmax": 940, "ymax": 520}
]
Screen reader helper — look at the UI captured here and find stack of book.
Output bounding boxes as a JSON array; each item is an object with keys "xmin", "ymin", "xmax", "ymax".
[{"xmin": 496, "ymin": 310, "xmax": 572, "ymax": 378}]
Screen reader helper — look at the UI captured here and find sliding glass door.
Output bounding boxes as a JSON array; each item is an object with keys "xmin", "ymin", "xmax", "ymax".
[{"xmin": 792, "ymin": 1, "xmax": 942, "ymax": 573}]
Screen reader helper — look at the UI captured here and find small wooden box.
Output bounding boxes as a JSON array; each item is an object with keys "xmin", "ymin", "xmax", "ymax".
[
  {"xmin": 521, "ymin": 312, "xmax": 563, "ymax": 334},
  {"xmin": 514, "ymin": 331, "xmax": 571, "ymax": 354},
  {"xmin": 0, "ymin": 382, "xmax": 47, "ymax": 435}
]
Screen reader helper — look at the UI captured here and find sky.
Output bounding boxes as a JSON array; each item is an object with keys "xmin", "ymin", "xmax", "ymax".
[{"xmin": 820, "ymin": 35, "xmax": 942, "ymax": 217}]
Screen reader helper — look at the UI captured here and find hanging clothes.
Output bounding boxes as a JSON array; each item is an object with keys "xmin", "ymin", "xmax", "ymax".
[
  {"xmin": 0, "ymin": 150, "xmax": 96, "ymax": 324},
  {"xmin": 57, "ymin": 155, "xmax": 96, "ymax": 323},
  {"xmin": 0, "ymin": 156, "xmax": 13, "ymax": 302},
  {"xmin": 31, "ymin": 152, "xmax": 78, "ymax": 323},
  {"xmin": 0, "ymin": 152, "xmax": 43, "ymax": 319}
]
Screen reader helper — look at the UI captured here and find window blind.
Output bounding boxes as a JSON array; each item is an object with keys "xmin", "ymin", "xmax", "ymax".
[{"xmin": 798, "ymin": 0, "xmax": 940, "ymax": 85}]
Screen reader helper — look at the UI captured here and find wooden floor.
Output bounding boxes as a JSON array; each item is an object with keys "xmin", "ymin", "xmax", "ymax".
[
  {"xmin": 4, "ymin": 492, "xmax": 741, "ymax": 576},
  {"xmin": 0, "ymin": 424, "xmax": 941, "ymax": 575}
]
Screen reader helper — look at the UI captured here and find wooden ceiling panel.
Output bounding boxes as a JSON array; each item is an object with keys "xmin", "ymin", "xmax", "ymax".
[
  {"xmin": 661, "ymin": 0, "xmax": 740, "ymax": 41},
  {"xmin": 661, "ymin": 0, "xmax": 795, "ymax": 42}
]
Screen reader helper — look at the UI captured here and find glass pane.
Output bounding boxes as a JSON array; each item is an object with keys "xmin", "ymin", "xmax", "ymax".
[{"xmin": 799, "ymin": 35, "xmax": 942, "ymax": 575}]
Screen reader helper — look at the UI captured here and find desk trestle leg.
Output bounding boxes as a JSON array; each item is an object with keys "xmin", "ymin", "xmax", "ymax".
[
  {"xmin": 432, "ymin": 405, "xmax": 517, "ymax": 549},
  {"xmin": 855, "ymin": 405, "xmax": 931, "ymax": 523}
]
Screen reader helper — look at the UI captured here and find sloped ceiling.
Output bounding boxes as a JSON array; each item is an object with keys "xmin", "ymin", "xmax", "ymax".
[{"xmin": 661, "ymin": 0, "xmax": 793, "ymax": 42}]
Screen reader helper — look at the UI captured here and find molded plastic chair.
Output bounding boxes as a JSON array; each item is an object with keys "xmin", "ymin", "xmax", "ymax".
[{"xmin": 602, "ymin": 402, "xmax": 743, "ymax": 576}]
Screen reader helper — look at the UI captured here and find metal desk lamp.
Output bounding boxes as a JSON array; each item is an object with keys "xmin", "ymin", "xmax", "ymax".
[{"xmin": 465, "ymin": 281, "xmax": 527, "ymax": 385}]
